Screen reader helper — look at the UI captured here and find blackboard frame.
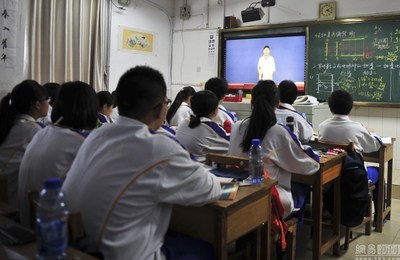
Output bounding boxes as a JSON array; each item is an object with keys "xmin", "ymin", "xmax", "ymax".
[{"xmin": 219, "ymin": 15, "xmax": 400, "ymax": 107}]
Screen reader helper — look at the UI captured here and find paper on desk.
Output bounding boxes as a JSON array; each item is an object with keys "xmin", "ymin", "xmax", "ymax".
[
  {"xmin": 381, "ymin": 137, "xmax": 392, "ymax": 144},
  {"xmin": 216, "ymin": 176, "xmax": 234, "ymax": 183}
]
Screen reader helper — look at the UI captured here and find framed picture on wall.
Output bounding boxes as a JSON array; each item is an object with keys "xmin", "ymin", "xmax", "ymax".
[{"xmin": 119, "ymin": 26, "xmax": 156, "ymax": 55}]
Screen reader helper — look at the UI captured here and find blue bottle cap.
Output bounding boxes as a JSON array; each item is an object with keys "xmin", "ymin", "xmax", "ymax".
[
  {"xmin": 252, "ymin": 139, "xmax": 260, "ymax": 145},
  {"xmin": 44, "ymin": 177, "xmax": 63, "ymax": 189}
]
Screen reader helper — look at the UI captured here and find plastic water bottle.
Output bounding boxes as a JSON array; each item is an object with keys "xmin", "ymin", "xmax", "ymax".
[
  {"xmin": 248, "ymin": 139, "xmax": 264, "ymax": 184},
  {"xmin": 36, "ymin": 177, "xmax": 68, "ymax": 259}
]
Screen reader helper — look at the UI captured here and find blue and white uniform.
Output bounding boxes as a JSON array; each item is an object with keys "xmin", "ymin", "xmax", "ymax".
[
  {"xmin": 228, "ymin": 119, "xmax": 320, "ymax": 218},
  {"xmin": 275, "ymin": 102, "xmax": 314, "ymax": 143},
  {"xmin": 18, "ymin": 125, "xmax": 85, "ymax": 227},
  {"xmin": 214, "ymin": 104, "xmax": 237, "ymax": 126},
  {"xmin": 318, "ymin": 115, "xmax": 382, "ymax": 153},
  {"xmin": 176, "ymin": 117, "xmax": 230, "ymax": 161},
  {"xmin": 62, "ymin": 116, "xmax": 221, "ymax": 260},
  {"xmin": 169, "ymin": 102, "xmax": 193, "ymax": 128},
  {"xmin": 0, "ymin": 114, "xmax": 43, "ymax": 209}
]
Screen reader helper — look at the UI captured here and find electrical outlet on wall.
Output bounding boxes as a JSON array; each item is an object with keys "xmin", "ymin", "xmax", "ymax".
[{"xmin": 180, "ymin": 5, "xmax": 191, "ymax": 20}]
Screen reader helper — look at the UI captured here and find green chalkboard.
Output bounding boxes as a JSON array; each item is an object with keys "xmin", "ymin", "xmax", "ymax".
[{"xmin": 307, "ymin": 18, "xmax": 400, "ymax": 104}]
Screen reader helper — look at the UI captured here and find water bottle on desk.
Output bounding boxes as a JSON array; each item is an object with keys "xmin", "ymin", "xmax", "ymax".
[
  {"xmin": 36, "ymin": 177, "xmax": 68, "ymax": 260},
  {"xmin": 248, "ymin": 139, "xmax": 264, "ymax": 184},
  {"xmin": 286, "ymin": 116, "xmax": 295, "ymax": 132}
]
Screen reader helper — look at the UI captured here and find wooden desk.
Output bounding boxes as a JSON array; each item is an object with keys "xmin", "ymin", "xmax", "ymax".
[
  {"xmin": 363, "ymin": 138, "xmax": 395, "ymax": 233},
  {"xmin": 292, "ymin": 153, "xmax": 346, "ymax": 260},
  {"xmin": 169, "ymin": 179, "xmax": 277, "ymax": 260},
  {"xmin": 0, "ymin": 215, "xmax": 98, "ymax": 260}
]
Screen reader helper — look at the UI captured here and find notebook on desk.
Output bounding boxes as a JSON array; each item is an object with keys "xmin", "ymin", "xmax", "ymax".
[{"xmin": 209, "ymin": 168, "xmax": 249, "ymax": 180}]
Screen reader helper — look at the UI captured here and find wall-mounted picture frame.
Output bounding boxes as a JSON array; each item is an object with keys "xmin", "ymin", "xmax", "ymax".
[{"xmin": 119, "ymin": 26, "xmax": 156, "ymax": 55}]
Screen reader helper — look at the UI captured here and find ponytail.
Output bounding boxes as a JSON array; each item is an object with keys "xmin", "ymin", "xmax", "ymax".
[
  {"xmin": 0, "ymin": 93, "xmax": 15, "ymax": 144},
  {"xmin": 188, "ymin": 114, "xmax": 201, "ymax": 128},
  {"xmin": 241, "ymin": 80, "xmax": 278, "ymax": 151}
]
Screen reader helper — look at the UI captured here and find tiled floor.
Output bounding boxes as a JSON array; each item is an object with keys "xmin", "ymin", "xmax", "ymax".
[{"xmin": 294, "ymin": 198, "xmax": 400, "ymax": 259}]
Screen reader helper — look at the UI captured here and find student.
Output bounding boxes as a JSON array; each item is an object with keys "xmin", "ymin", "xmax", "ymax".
[
  {"xmin": 97, "ymin": 90, "xmax": 114, "ymax": 125},
  {"xmin": 62, "ymin": 66, "xmax": 221, "ymax": 259},
  {"xmin": 109, "ymin": 90, "xmax": 119, "ymax": 122},
  {"xmin": 275, "ymin": 80, "xmax": 313, "ymax": 142},
  {"xmin": 38, "ymin": 82, "xmax": 61, "ymax": 125},
  {"xmin": 228, "ymin": 80, "xmax": 320, "ymax": 218},
  {"xmin": 166, "ymin": 86, "xmax": 195, "ymax": 128},
  {"xmin": 318, "ymin": 89, "xmax": 383, "ymax": 225},
  {"xmin": 257, "ymin": 45, "xmax": 276, "ymax": 80},
  {"xmin": 204, "ymin": 77, "xmax": 237, "ymax": 127},
  {"xmin": 0, "ymin": 80, "xmax": 49, "ymax": 209},
  {"xmin": 175, "ymin": 90, "xmax": 230, "ymax": 161},
  {"xmin": 18, "ymin": 81, "xmax": 98, "ymax": 227}
]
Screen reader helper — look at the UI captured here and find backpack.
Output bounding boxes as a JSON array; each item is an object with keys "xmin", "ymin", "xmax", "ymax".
[{"xmin": 324, "ymin": 150, "xmax": 370, "ymax": 227}]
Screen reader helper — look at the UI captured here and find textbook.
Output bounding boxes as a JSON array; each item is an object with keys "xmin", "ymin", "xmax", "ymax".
[{"xmin": 219, "ymin": 182, "xmax": 240, "ymax": 200}]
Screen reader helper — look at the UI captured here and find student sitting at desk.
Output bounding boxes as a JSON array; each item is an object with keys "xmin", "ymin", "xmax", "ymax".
[
  {"xmin": 318, "ymin": 89, "xmax": 383, "ymax": 225},
  {"xmin": 166, "ymin": 86, "xmax": 195, "ymax": 128},
  {"xmin": 62, "ymin": 66, "xmax": 221, "ymax": 260},
  {"xmin": 228, "ymin": 80, "xmax": 320, "ymax": 219},
  {"xmin": 205, "ymin": 77, "xmax": 237, "ymax": 128},
  {"xmin": 97, "ymin": 90, "xmax": 114, "ymax": 126},
  {"xmin": 0, "ymin": 80, "xmax": 48, "ymax": 209},
  {"xmin": 275, "ymin": 80, "xmax": 313, "ymax": 143},
  {"xmin": 176, "ymin": 90, "xmax": 230, "ymax": 161},
  {"xmin": 18, "ymin": 81, "xmax": 98, "ymax": 228}
]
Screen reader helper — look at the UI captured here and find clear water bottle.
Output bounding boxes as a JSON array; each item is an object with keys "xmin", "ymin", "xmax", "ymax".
[
  {"xmin": 36, "ymin": 177, "xmax": 68, "ymax": 259},
  {"xmin": 248, "ymin": 139, "xmax": 264, "ymax": 184}
]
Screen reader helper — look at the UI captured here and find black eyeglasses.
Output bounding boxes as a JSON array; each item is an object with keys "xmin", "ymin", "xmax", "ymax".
[{"xmin": 163, "ymin": 98, "xmax": 172, "ymax": 106}]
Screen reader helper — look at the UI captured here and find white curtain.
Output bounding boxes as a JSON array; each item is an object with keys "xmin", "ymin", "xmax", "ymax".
[{"xmin": 24, "ymin": 0, "xmax": 110, "ymax": 91}]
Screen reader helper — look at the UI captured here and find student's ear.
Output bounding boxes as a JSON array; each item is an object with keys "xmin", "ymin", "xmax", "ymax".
[
  {"xmin": 152, "ymin": 103, "xmax": 164, "ymax": 120},
  {"xmin": 210, "ymin": 107, "xmax": 219, "ymax": 119}
]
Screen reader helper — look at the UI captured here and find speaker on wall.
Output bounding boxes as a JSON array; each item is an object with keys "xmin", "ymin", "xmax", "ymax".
[
  {"xmin": 241, "ymin": 8, "xmax": 264, "ymax": 23},
  {"xmin": 224, "ymin": 16, "xmax": 237, "ymax": 29}
]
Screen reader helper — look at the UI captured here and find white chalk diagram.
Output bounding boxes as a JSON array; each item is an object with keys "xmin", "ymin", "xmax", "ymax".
[{"xmin": 316, "ymin": 73, "xmax": 334, "ymax": 93}]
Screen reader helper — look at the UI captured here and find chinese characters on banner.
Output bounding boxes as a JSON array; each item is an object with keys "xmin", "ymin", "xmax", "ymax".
[{"xmin": 1, "ymin": 0, "xmax": 17, "ymax": 68}]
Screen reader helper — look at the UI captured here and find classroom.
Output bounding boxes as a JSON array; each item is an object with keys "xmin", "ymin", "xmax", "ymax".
[{"xmin": 1, "ymin": 0, "xmax": 400, "ymax": 259}]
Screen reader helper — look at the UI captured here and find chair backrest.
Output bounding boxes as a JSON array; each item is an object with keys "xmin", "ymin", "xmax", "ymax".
[
  {"xmin": 313, "ymin": 140, "xmax": 355, "ymax": 152},
  {"xmin": 28, "ymin": 189, "xmax": 39, "ymax": 229},
  {"xmin": 205, "ymin": 153, "xmax": 249, "ymax": 169}
]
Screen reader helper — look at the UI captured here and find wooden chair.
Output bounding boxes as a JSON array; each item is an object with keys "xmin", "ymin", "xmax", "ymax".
[
  {"xmin": 0, "ymin": 175, "xmax": 18, "ymax": 219},
  {"xmin": 312, "ymin": 140, "xmax": 374, "ymax": 250},
  {"xmin": 205, "ymin": 153, "xmax": 297, "ymax": 260}
]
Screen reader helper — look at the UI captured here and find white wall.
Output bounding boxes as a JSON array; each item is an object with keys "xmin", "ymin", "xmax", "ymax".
[
  {"xmin": 108, "ymin": 0, "xmax": 174, "ymax": 93},
  {"xmin": 171, "ymin": 0, "xmax": 400, "ymax": 168}
]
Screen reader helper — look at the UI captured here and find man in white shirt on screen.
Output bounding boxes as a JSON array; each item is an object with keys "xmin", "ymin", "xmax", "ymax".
[{"xmin": 258, "ymin": 45, "xmax": 276, "ymax": 80}]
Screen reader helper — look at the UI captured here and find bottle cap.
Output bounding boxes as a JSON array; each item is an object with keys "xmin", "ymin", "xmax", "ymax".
[
  {"xmin": 44, "ymin": 177, "xmax": 63, "ymax": 189},
  {"xmin": 251, "ymin": 139, "xmax": 260, "ymax": 145}
]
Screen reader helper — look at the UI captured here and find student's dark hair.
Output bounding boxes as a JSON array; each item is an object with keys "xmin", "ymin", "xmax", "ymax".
[
  {"xmin": 188, "ymin": 90, "xmax": 218, "ymax": 128},
  {"xmin": 97, "ymin": 91, "xmax": 114, "ymax": 111},
  {"xmin": 263, "ymin": 45, "xmax": 270, "ymax": 50},
  {"xmin": 51, "ymin": 81, "xmax": 98, "ymax": 130},
  {"xmin": 278, "ymin": 80, "xmax": 298, "ymax": 104},
  {"xmin": 240, "ymin": 80, "xmax": 279, "ymax": 152},
  {"xmin": 0, "ymin": 80, "xmax": 47, "ymax": 144},
  {"xmin": 116, "ymin": 66, "xmax": 167, "ymax": 119},
  {"xmin": 328, "ymin": 89, "xmax": 353, "ymax": 115},
  {"xmin": 111, "ymin": 90, "xmax": 118, "ymax": 108},
  {"xmin": 166, "ymin": 86, "xmax": 196, "ymax": 124},
  {"xmin": 204, "ymin": 77, "xmax": 228, "ymax": 101},
  {"xmin": 43, "ymin": 82, "xmax": 61, "ymax": 107}
]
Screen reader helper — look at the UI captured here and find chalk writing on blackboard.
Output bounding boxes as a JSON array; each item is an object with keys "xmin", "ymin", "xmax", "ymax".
[{"xmin": 308, "ymin": 19, "xmax": 400, "ymax": 104}]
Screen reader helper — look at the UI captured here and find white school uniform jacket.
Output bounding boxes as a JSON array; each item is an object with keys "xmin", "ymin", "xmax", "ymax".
[
  {"xmin": 62, "ymin": 116, "xmax": 221, "ymax": 260},
  {"xmin": 175, "ymin": 117, "xmax": 230, "ymax": 161},
  {"xmin": 0, "ymin": 114, "xmax": 42, "ymax": 209},
  {"xmin": 214, "ymin": 104, "xmax": 237, "ymax": 125},
  {"xmin": 275, "ymin": 103, "xmax": 314, "ymax": 143},
  {"xmin": 18, "ymin": 125, "xmax": 85, "ymax": 227},
  {"xmin": 228, "ymin": 119, "xmax": 320, "ymax": 218},
  {"xmin": 169, "ymin": 102, "xmax": 193, "ymax": 127},
  {"xmin": 318, "ymin": 114, "xmax": 382, "ymax": 153}
]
